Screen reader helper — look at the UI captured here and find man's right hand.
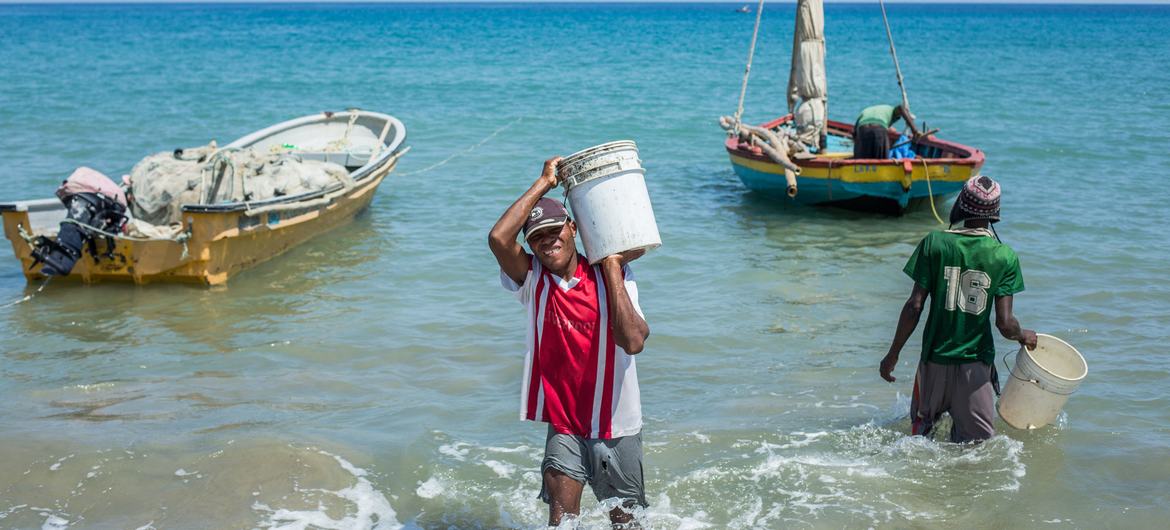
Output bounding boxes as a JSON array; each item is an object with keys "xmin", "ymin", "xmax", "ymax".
[
  {"xmin": 536, "ymin": 156, "xmax": 563, "ymax": 189},
  {"xmin": 1019, "ymin": 329, "xmax": 1038, "ymax": 351},
  {"xmin": 879, "ymin": 353, "xmax": 898, "ymax": 383}
]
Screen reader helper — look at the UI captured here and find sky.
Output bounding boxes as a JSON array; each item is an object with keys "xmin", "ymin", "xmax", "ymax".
[
  {"xmin": 0, "ymin": 1, "xmax": 1166, "ymax": 4},
  {"xmin": 0, "ymin": 1, "xmax": 1166, "ymax": 6}
]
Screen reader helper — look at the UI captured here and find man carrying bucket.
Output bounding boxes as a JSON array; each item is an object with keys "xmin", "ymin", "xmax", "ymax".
[
  {"xmin": 489, "ymin": 156, "xmax": 651, "ymax": 527},
  {"xmin": 879, "ymin": 175, "xmax": 1038, "ymax": 443}
]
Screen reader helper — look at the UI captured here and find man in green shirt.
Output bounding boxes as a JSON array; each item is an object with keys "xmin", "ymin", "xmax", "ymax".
[
  {"xmin": 852, "ymin": 103, "xmax": 922, "ymax": 159},
  {"xmin": 879, "ymin": 175, "xmax": 1037, "ymax": 443}
]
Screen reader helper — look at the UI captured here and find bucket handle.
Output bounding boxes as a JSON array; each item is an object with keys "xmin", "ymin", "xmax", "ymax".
[
  {"xmin": 1001, "ymin": 350, "xmax": 1018, "ymax": 374},
  {"xmin": 1002, "ymin": 350, "xmax": 1080, "ymax": 396}
]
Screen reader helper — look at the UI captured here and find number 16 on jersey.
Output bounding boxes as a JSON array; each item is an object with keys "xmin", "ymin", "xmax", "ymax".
[{"xmin": 943, "ymin": 266, "xmax": 990, "ymax": 315}]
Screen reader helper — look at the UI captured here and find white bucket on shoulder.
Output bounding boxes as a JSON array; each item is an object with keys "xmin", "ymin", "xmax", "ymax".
[
  {"xmin": 558, "ymin": 140, "xmax": 661, "ymax": 265},
  {"xmin": 997, "ymin": 333, "xmax": 1088, "ymax": 430}
]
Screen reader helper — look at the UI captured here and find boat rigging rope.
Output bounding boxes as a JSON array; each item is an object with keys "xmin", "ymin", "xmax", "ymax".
[
  {"xmin": 203, "ymin": 148, "xmax": 243, "ymax": 205},
  {"xmin": 326, "ymin": 112, "xmax": 361, "ymax": 152},
  {"xmin": 18, "ymin": 219, "xmax": 192, "ymax": 261},
  {"xmin": 732, "ymin": 0, "xmax": 767, "ymax": 135},
  {"xmin": 878, "ymin": 0, "xmax": 912, "ymax": 115},
  {"xmin": 397, "ymin": 116, "xmax": 523, "ymax": 177}
]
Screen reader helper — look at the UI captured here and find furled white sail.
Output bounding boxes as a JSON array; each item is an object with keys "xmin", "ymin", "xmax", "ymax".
[{"xmin": 787, "ymin": 0, "xmax": 826, "ymax": 151}]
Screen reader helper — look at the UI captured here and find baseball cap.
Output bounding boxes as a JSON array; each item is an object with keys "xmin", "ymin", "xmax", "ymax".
[{"xmin": 523, "ymin": 197, "xmax": 570, "ymax": 241}]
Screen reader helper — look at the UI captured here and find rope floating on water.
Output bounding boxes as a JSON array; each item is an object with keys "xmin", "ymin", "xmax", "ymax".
[
  {"xmin": 0, "ymin": 277, "xmax": 51, "ymax": 309},
  {"xmin": 398, "ymin": 116, "xmax": 524, "ymax": 177}
]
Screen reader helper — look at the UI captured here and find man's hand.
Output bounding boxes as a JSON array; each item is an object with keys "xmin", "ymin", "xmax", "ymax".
[
  {"xmin": 603, "ymin": 248, "xmax": 646, "ymax": 268},
  {"xmin": 879, "ymin": 353, "xmax": 898, "ymax": 383},
  {"xmin": 1019, "ymin": 329, "xmax": 1038, "ymax": 351},
  {"xmin": 536, "ymin": 156, "xmax": 563, "ymax": 189}
]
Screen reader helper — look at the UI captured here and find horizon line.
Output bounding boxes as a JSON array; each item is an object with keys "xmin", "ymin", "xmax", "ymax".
[{"xmin": 2, "ymin": 0, "xmax": 1168, "ymax": 5}]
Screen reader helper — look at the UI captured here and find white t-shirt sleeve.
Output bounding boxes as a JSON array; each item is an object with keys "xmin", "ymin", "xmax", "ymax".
[
  {"xmin": 500, "ymin": 254, "xmax": 537, "ymax": 305},
  {"xmin": 622, "ymin": 264, "xmax": 645, "ymax": 319}
]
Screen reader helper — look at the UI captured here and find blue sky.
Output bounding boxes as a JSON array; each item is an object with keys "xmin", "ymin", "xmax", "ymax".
[
  {"xmin": 2, "ymin": 0, "xmax": 1167, "ymax": 5},
  {"xmin": 1, "ymin": 1, "xmax": 1166, "ymax": 4}
]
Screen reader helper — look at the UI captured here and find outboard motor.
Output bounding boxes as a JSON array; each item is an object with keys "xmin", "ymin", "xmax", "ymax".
[{"xmin": 30, "ymin": 167, "xmax": 128, "ymax": 276}]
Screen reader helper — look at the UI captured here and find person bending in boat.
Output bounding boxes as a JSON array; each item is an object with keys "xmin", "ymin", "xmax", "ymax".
[
  {"xmin": 879, "ymin": 175, "xmax": 1037, "ymax": 443},
  {"xmin": 852, "ymin": 103, "xmax": 922, "ymax": 159},
  {"xmin": 489, "ymin": 156, "xmax": 651, "ymax": 528}
]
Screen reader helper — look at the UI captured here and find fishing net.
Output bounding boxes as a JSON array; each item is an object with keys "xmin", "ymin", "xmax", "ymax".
[{"xmin": 124, "ymin": 142, "xmax": 350, "ymax": 226}]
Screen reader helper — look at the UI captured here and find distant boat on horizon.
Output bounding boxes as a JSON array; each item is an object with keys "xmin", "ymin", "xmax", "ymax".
[{"xmin": 736, "ymin": 5, "xmax": 751, "ymax": 14}]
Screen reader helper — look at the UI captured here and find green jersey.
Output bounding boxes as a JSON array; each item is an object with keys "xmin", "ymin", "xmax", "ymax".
[
  {"xmin": 903, "ymin": 229, "xmax": 1025, "ymax": 365},
  {"xmin": 856, "ymin": 104, "xmax": 898, "ymax": 128}
]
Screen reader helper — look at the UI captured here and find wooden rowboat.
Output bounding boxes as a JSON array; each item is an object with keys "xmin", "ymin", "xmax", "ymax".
[
  {"xmin": 1, "ymin": 109, "xmax": 407, "ymax": 285},
  {"xmin": 725, "ymin": 115, "xmax": 984, "ymax": 214}
]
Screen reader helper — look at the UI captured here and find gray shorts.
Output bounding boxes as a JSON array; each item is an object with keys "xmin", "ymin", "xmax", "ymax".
[
  {"xmin": 539, "ymin": 425, "xmax": 648, "ymax": 507},
  {"xmin": 911, "ymin": 360, "xmax": 998, "ymax": 443}
]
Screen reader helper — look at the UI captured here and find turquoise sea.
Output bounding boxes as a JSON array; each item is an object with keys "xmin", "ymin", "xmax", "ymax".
[{"xmin": 2, "ymin": 2, "xmax": 1169, "ymax": 528}]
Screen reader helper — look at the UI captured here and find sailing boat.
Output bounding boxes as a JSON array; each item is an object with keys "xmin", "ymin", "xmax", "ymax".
[{"xmin": 721, "ymin": 0, "xmax": 984, "ymax": 215}]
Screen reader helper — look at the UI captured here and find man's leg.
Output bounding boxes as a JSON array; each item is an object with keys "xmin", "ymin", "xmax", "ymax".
[
  {"xmin": 588, "ymin": 432, "xmax": 647, "ymax": 528},
  {"xmin": 854, "ymin": 125, "xmax": 887, "ymax": 159},
  {"xmin": 911, "ymin": 361, "xmax": 948, "ymax": 438},
  {"xmin": 950, "ymin": 361, "xmax": 996, "ymax": 443},
  {"xmin": 540, "ymin": 426, "xmax": 590, "ymax": 526},
  {"xmin": 543, "ymin": 468, "xmax": 584, "ymax": 526}
]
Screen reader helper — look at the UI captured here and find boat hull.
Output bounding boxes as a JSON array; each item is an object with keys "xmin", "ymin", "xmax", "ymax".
[
  {"xmin": 1, "ymin": 161, "xmax": 395, "ymax": 286},
  {"xmin": 726, "ymin": 117, "xmax": 984, "ymax": 214},
  {"xmin": 1, "ymin": 110, "xmax": 406, "ymax": 285}
]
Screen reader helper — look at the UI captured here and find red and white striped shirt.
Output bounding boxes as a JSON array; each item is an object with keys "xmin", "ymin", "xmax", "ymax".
[{"xmin": 501, "ymin": 254, "xmax": 644, "ymax": 439}]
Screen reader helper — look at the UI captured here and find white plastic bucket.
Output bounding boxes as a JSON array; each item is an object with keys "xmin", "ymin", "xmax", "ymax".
[
  {"xmin": 997, "ymin": 334, "xmax": 1088, "ymax": 430},
  {"xmin": 558, "ymin": 140, "xmax": 661, "ymax": 265}
]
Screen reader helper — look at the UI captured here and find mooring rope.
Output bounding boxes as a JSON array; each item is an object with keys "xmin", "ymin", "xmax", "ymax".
[
  {"xmin": 0, "ymin": 276, "xmax": 51, "ymax": 309},
  {"xmin": 397, "ymin": 116, "xmax": 524, "ymax": 177},
  {"xmin": 921, "ymin": 158, "xmax": 945, "ymax": 225}
]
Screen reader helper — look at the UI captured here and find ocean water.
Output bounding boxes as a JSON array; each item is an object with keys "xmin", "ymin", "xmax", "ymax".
[{"xmin": 2, "ymin": 2, "xmax": 1169, "ymax": 528}]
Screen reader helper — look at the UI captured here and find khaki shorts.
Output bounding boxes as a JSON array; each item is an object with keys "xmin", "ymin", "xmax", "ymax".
[
  {"xmin": 911, "ymin": 360, "xmax": 998, "ymax": 443},
  {"xmin": 539, "ymin": 425, "xmax": 648, "ymax": 507}
]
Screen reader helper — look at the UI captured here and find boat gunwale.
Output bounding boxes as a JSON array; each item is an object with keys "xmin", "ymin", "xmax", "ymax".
[
  {"xmin": 0, "ymin": 198, "xmax": 61, "ymax": 213},
  {"xmin": 0, "ymin": 110, "xmax": 407, "ymax": 216},
  {"xmin": 184, "ymin": 110, "xmax": 407, "ymax": 214},
  {"xmin": 723, "ymin": 114, "xmax": 986, "ymax": 169}
]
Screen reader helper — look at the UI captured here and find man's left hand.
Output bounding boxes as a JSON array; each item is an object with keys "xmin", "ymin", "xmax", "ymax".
[
  {"xmin": 1019, "ymin": 329, "xmax": 1038, "ymax": 351},
  {"xmin": 604, "ymin": 248, "xmax": 646, "ymax": 267}
]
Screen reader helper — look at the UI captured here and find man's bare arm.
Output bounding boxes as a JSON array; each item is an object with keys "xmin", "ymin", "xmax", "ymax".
[
  {"xmin": 995, "ymin": 295, "xmax": 1038, "ymax": 350},
  {"xmin": 880, "ymin": 284, "xmax": 929, "ymax": 382},
  {"xmin": 489, "ymin": 157, "xmax": 561, "ymax": 284},
  {"xmin": 600, "ymin": 252, "xmax": 649, "ymax": 354},
  {"xmin": 896, "ymin": 104, "xmax": 924, "ymax": 138}
]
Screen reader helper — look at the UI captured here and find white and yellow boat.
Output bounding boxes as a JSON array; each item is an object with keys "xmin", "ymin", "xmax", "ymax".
[{"xmin": 1, "ymin": 109, "xmax": 407, "ymax": 285}]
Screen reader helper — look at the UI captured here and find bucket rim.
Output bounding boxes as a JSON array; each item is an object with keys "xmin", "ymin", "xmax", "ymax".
[
  {"xmin": 558, "ymin": 140, "xmax": 642, "ymax": 190},
  {"xmin": 558, "ymin": 140, "xmax": 638, "ymax": 167},
  {"xmin": 1022, "ymin": 333, "xmax": 1088, "ymax": 382}
]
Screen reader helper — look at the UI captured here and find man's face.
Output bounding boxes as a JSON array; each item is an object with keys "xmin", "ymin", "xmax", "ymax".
[{"xmin": 528, "ymin": 221, "xmax": 576, "ymax": 271}]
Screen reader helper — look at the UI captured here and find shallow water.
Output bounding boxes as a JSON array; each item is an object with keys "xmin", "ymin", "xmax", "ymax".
[{"xmin": 2, "ymin": 3, "xmax": 1169, "ymax": 528}]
